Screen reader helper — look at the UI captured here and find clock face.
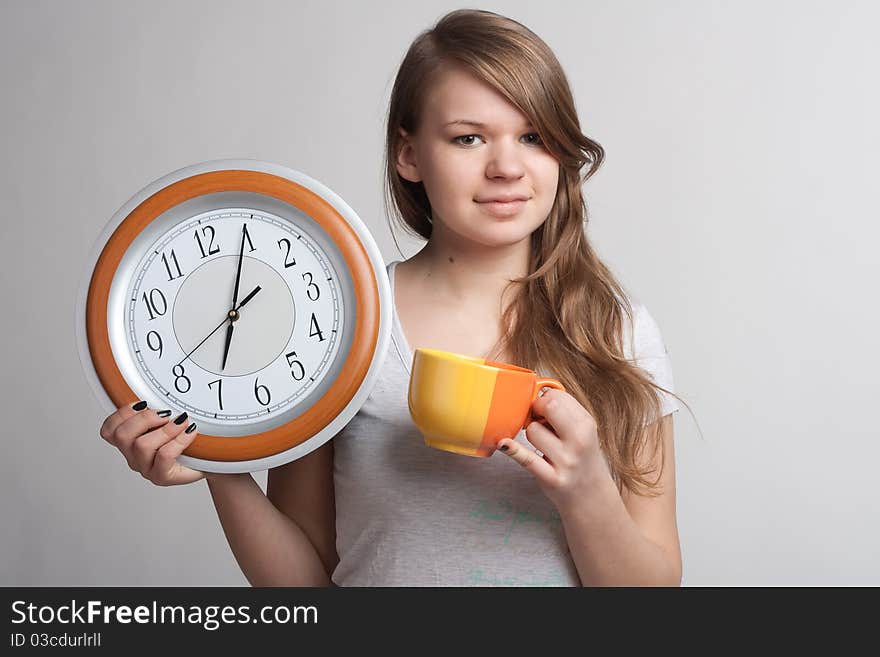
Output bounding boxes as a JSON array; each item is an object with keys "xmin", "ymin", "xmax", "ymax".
[
  {"xmin": 78, "ymin": 161, "xmax": 391, "ymax": 473},
  {"xmin": 125, "ymin": 206, "xmax": 344, "ymax": 427}
]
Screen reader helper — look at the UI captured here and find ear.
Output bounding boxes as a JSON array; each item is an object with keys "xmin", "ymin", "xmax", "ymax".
[{"xmin": 395, "ymin": 128, "xmax": 422, "ymax": 183}]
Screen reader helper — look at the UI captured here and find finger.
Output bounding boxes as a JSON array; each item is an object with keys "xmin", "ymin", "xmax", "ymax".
[
  {"xmin": 530, "ymin": 389, "xmax": 593, "ymax": 442},
  {"xmin": 524, "ymin": 420, "xmax": 564, "ymax": 465},
  {"xmin": 99, "ymin": 400, "xmax": 149, "ymax": 443},
  {"xmin": 529, "ymin": 388, "xmax": 569, "ymax": 423},
  {"xmin": 149, "ymin": 422, "xmax": 203, "ymax": 485},
  {"xmin": 130, "ymin": 412, "xmax": 189, "ymax": 473},
  {"xmin": 497, "ymin": 438, "xmax": 556, "ymax": 483},
  {"xmin": 112, "ymin": 407, "xmax": 173, "ymax": 468}
]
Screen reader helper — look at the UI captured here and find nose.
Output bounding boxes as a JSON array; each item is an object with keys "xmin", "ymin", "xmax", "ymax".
[{"xmin": 485, "ymin": 139, "xmax": 526, "ymax": 180}]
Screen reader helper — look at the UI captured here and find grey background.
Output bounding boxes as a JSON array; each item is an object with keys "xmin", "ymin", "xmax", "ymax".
[{"xmin": 2, "ymin": 0, "xmax": 877, "ymax": 586}]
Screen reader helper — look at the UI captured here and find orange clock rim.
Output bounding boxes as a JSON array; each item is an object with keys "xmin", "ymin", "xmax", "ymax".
[{"xmin": 85, "ymin": 170, "xmax": 380, "ymax": 461}]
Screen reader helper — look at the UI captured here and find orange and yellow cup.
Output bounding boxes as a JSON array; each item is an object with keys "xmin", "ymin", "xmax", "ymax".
[{"xmin": 408, "ymin": 348, "xmax": 565, "ymax": 457}]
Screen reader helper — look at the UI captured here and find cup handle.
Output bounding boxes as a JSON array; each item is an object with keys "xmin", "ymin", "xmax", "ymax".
[
  {"xmin": 525, "ymin": 378, "xmax": 565, "ymax": 426},
  {"xmin": 535, "ymin": 378, "xmax": 565, "ymax": 395}
]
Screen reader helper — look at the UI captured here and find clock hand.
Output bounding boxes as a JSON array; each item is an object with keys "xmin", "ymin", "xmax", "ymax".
[
  {"xmin": 175, "ymin": 315, "xmax": 232, "ymax": 369},
  {"xmin": 222, "ymin": 226, "xmax": 248, "ymax": 371},
  {"xmin": 221, "ymin": 321, "xmax": 234, "ymax": 370},
  {"xmin": 231, "ymin": 224, "xmax": 246, "ymax": 309},
  {"xmin": 176, "ymin": 285, "xmax": 262, "ymax": 368},
  {"xmin": 237, "ymin": 285, "xmax": 261, "ymax": 309}
]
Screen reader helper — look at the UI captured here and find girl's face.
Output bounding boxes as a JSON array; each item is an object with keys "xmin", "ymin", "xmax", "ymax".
[{"xmin": 396, "ymin": 66, "xmax": 560, "ymax": 250}]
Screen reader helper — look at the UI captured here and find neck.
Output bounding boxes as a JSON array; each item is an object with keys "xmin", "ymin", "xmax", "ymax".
[{"xmin": 405, "ymin": 234, "xmax": 531, "ymax": 314}]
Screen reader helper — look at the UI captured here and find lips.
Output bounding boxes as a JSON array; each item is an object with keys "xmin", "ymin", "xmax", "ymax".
[
  {"xmin": 476, "ymin": 197, "xmax": 529, "ymax": 218},
  {"xmin": 476, "ymin": 195, "xmax": 530, "ymax": 203}
]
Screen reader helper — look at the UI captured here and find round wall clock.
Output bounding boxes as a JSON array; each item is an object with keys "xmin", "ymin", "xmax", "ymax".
[{"xmin": 76, "ymin": 159, "xmax": 391, "ymax": 473}]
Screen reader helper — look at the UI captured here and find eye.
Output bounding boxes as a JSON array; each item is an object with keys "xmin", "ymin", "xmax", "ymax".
[
  {"xmin": 522, "ymin": 132, "xmax": 544, "ymax": 145},
  {"xmin": 452, "ymin": 135, "xmax": 484, "ymax": 147}
]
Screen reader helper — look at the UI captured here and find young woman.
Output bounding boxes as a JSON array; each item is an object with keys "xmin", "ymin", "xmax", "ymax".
[{"xmin": 99, "ymin": 9, "xmax": 686, "ymax": 586}]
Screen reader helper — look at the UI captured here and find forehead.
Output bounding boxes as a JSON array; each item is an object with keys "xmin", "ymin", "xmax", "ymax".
[{"xmin": 421, "ymin": 65, "xmax": 531, "ymax": 129}]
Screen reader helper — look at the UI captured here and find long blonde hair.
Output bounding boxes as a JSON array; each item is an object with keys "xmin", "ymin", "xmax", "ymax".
[{"xmin": 384, "ymin": 9, "xmax": 688, "ymax": 496}]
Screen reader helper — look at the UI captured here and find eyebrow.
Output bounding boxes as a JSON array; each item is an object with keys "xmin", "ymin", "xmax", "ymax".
[{"xmin": 443, "ymin": 119, "xmax": 534, "ymax": 130}]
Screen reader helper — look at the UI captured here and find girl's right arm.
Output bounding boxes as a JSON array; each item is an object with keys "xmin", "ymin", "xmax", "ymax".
[
  {"xmin": 206, "ymin": 465, "xmax": 332, "ymax": 586},
  {"xmin": 207, "ymin": 442, "xmax": 336, "ymax": 586},
  {"xmin": 99, "ymin": 402, "xmax": 334, "ymax": 586}
]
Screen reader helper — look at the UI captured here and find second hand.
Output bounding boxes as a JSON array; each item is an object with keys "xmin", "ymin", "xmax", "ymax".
[{"xmin": 174, "ymin": 285, "xmax": 262, "ymax": 368}]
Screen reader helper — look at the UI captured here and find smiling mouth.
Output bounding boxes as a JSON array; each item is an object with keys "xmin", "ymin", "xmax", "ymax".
[
  {"xmin": 475, "ymin": 198, "xmax": 529, "ymax": 217},
  {"xmin": 475, "ymin": 196, "xmax": 531, "ymax": 203}
]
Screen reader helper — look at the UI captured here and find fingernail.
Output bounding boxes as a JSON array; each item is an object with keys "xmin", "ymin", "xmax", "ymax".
[
  {"xmin": 156, "ymin": 409, "xmax": 172, "ymax": 418},
  {"xmin": 499, "ymin": 444, "xmax": 509, "ymax": 452},
  {"xmin": 132, "ymin": 400, "xmax": 147, "ymax": 411},
  {"xmin": 185, "ymin": 422, "xmax": 197, "ymax": 434},
  {"xmin": 174, "ymin": 412, "xmax": 189, "ymax": 425}
]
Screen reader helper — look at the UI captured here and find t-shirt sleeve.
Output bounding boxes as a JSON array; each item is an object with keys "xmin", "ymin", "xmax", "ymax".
[{"xmin": 622, "ymin": 300, "xmax": 681, "ymax": 418}]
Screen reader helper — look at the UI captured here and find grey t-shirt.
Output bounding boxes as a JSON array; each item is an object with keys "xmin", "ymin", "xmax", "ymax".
[{"xmin": 331, "ymin": 260, "xmax": 680, "ymax": 586}]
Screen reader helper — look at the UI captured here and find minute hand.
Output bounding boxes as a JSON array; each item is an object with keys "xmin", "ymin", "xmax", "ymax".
[
  {"xmin": 175, "ymin": 285, "xmax": 262, "ymax": 368},
  {"xmin": 231, "ymin": 225, "xmax": 246, "ymax": 308}
]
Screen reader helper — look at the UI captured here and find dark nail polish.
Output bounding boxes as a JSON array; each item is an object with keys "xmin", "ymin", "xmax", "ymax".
[
  {"xmin": 174, "ymin": 412, "xmax": 189, "ymax": 425},
  {"xmin": 156, "ymin": 409, "xmax": 172, "ymax": 418},
  {"xmin": 185, "ymin": 423, "xmax": 197, "ymax": 434},
  {"xmin": 499, "ymin": 444, "xmax": 509, "ymax": 452},
  {"xmin": 132, "ymin": 400, "xmax": 147, "ymax": 411}
]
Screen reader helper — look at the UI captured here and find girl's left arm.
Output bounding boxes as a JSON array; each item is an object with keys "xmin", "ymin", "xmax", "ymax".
[{"xmin": 497, "ymin": 389, "xmax": 682, "ymax": 587}]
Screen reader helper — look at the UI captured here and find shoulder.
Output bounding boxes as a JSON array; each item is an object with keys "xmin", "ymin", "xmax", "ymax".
[
  {"xmin": 620, "ymin": 298, "xmax": 669, "ymax": 363},
  {"xmin": 619, "ymin": 297, "xmax": 680, "ymax": 416}
]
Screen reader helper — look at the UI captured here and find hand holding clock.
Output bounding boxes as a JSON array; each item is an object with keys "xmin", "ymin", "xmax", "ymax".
[
  {"xmin": 99, "ymin": 401, "xmax": 204, "ymax": 486},
  {"xmin": 99, "ymin": 225, "xmax": 267, "ymax": 485}
]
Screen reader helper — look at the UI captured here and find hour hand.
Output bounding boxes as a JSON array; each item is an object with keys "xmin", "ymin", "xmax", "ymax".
[
  {"xmin": 237, "ymin": 285, "xmax": 261, "ymax": 309},
  {"xmin": 221, "ymin": 320, "xmax": 235, "ymax": 370}
]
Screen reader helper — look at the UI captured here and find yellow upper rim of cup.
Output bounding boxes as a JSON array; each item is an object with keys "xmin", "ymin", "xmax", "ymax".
[{"xmin": 413, "ymin": 347, "xmax": 534, "ymax": 373}]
